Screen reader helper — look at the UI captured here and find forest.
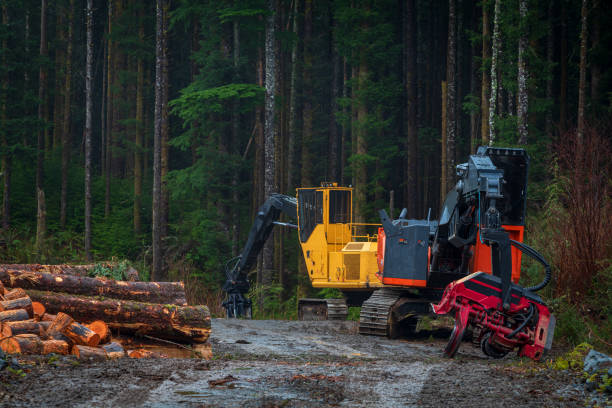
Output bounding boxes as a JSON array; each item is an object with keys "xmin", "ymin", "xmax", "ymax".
[{"xmin": 0, "ymin": 0, "xmax": 610, "ymax": 351}]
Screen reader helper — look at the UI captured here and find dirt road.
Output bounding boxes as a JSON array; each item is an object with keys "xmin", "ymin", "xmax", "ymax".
[{"xmin": 0, "ymin": 319, "xmax": 584, "ymax": 407}]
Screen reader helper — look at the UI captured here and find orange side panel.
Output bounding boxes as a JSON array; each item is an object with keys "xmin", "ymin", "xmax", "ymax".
[
  {"xmin": 382, "ymin": 277, "xmax": 427, "ymax": 287},
  {"xmin": 472, "ymin": 225, "xmax": 524, "ymax": 283}
]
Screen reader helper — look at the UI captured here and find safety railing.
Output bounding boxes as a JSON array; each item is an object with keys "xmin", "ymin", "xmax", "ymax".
[{"xmin": 350, "ymin": 223, "xmax": 381, "ymax": 242}]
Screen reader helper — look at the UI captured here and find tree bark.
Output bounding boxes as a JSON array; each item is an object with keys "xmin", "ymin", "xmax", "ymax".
[
  {"xmin": 301, "ymin": 0, "xmax": 313, "ymax": 187},
  {"xmin": 105, "ymin": 0, "xmax": 113, "ymax": 218},
  {"xmin": 134, "ymin": 10, "xmax": 144, "ymax": 236},
  {"xmin": 287, "ymin": 0, "xmax": 299, "ymax": 193},
  {"xmin": 63, "ymin": 321, "xmax": 100, "ymax": 346},
  {"xmin": 1, "ymin": 321, "xmax": 50, "ymax": 338},
  {"xmin": 152, "ymin": 0, "xmax": 168, "ymax": 281},
  {"xmin": 0, "ymin": 269, "xmax": 187, "ymax": 305},
  {"xmin": 1, "ymin": 4, "xmax": 10, "ymax": 230},
  {"xmin": 0, "ymin": 296, "xmax": 33, "ymax": 316},
  {"xmin": 545, "ymin": 0, "xmax": 554, "ymax": 139},
  {"xmin": 488, "ymin": 0, "xmax": 501, "ymax": 145},
  {"xmin": 36, "ymin": 0, "xmax": 48, "ymax": 253},
  {"xmin": 72, "ymin": 345, "xmax": 107, "ymax": 360},
  {"xmin": 42, "ymin": 339, "xmax": 70, "ymax": 355},
  {"xmin": 405, "ymin": 0, "xmax": 418, "ymax": 217},
  {"xmin": 559, "ymin": 2, "xmax": 567, "ymax": 131},
  {"xmin": 28, "ymin": 290, "xmax": 211, "ymax": 343},
  {"xmin": 0, "ymin": 309, "xmax": 30, "ymax": 322},
  {"xmin": 481, "ymin": 0, "xmax": 491, "ymax": 146},
  {"xmin": 577, "ymin": 0, "xmax": 588, "ymax": 142},
  {"xmin": 445, "ymin": 0, "xmax": 457, "ymax": 194},
  {"xmin": 440, "ymin": 81, "xmax": 447, "ymax": 199},
  {"xmin": 517, "ymin": 0, "xmax": 528, "ymax": 145},
  {"xmin": 102, "ymin": 342, "xmax": 125, "ymax": 358},
  {"xmin": 262, "ymin": 0, "xmax": 277, "ymax": 293},
  {"xmin": 84, "ymin": 0, "xmax": 93, "ymax": 260},
  {"xmin": 160, "ymin": 0, "xmax": 170, "ymax": 254},
  {"xmin": 60, "ymin": 0, "xmax": 74, "ymax": 229},
  {"xmin": 0, "ymin": 334, "xmax": 43, "ymax": 354}
]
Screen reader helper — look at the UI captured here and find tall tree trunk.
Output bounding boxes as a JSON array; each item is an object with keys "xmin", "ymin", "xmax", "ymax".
[
  {"xmin": 1, "ymin": 4, "xmax": 10, "ymax": 230},
  {"xmin": 52, "ymin": 6, "xmax": 64, "ymax": 152},
  {"xmin": 36, "ymin": 0, "xmax": 48, "ymax": 253},
  {"xmin": 488, "ymin": 0, "xmax": 501, "ymax": 145},
  {"xmin": 301, "ymin": 0, "xmax": 313, "ymax": 187},
  {"xmin": 84, "ymin": 0, "xmax": 93, "ymax": 261},
  {"xmin": 100, "ymin": 34, "xmax": 106, "ymax": 177},
  {"xmin": 152, "ymin": 0, "xmax": 169, "ymax": 281},
  {"xmin": 60, "ymin": 0, "xmax": 74, "ymax": 229},
  {"xmin": 340, "ymin": 58, "xmax": 348, "ymax": 185},
  {"xmin": 559, "ymin": 2, "xmax": 567, "ymax": 131},
  {"xmin": 440, "ymin": 81, "xmax": 447, "ymax": 199},
  {"xmin": 545, "ymin": 0, "xmax": 554, "ymax": 139},
  {"xmin": 354, "ymin": 62, "xmax": 368, "ymax": 224},
  {"xmin": 134, "ymin": 11, "xmax": 144, "ymax": 236},
  {"xmin": 262, "ymin": 0, "xmax": 277, "ymax": 295},
  {"xmin": 589, "ymin": 1, "xmax": 600, "ymax": 105},
  {"xmin": 445, "ymin": 0, "xmax": 457, "ymax": 194},
  {"xmin": 577, "ymin": 0, "xmax": 588, "ymax": 142},
  {"xmin": 105, "ymin": 0, "xmax": 113, "ymax": 217},
  {"xmin": 469, "ymin": 3, "xmax": 479, "ymax": 154},
  {"xmin": 481, "ymin": 0, "xmax": 491, "ymax": 146},
  {"xmin": 517, "ymin": 0, "xmax": 528, "ymax": 145},
  {"xmin": 328, "ymin": 33, "xmax": 339, "ymax": 182},
  {"xmin": 231, "ymin": 10, "xmax": 240, "ymax": 256},
  {"xmin": 287, "ymin": 0, "xmax": 298, "ymax": 192},
  {"xmin": 160, "ymin": 0, "xmax": 169, "ymax": 252},
  {"xmin": 405, "ymin": 0, "xmax": 418, "ymax": 217}
]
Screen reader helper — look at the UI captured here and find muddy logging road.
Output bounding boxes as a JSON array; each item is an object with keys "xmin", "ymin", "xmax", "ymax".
[{"xmin": 0, "ymin": 319, "xmax": 584, "ymax": 407}]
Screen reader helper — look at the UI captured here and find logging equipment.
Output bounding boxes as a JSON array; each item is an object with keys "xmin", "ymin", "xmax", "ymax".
[{"xmin": 223, "ymin": 146, "xmax": 555, "ymax": 361}]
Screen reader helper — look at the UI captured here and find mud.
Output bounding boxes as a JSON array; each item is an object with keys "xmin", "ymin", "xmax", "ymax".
[{"xmin": 0, "ymin": 319, "xmax": 586, "ymax": 407}]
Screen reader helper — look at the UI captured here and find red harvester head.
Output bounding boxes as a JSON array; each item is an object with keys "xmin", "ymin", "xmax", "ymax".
[{"xmin": 432, "ymin": 272, "xmax": 555, "ymax": 361}]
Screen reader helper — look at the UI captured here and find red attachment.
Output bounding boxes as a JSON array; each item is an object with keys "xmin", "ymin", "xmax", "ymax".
[
  {"xmin": 376, "ymin": 227, "xmax": 386, "ymax": 279},
  {"xmin": 432, "ymin": 272, "xmax": 555, "ymax": 362}
]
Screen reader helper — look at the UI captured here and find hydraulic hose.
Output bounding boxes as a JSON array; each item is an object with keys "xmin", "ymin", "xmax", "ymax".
[
  {"xmin": 509, "ymin": 239, "xmax": 551, "ymax": 292},
  {"xmin": 507, "ymin": 303, "xmax": 534, "ymax": 339}
]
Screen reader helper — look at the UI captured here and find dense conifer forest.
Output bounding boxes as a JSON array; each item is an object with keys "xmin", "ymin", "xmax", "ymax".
[{"xmin": 0, "ymin": 0, "xmax": 610, "ymax": 350}]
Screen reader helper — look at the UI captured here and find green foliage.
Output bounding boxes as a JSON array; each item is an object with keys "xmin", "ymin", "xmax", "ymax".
[
  {"xmin": 551, "ymin": 342, "xmax": 593, "ymax": 371},
  {"xmin": 249, "ymin": 283, "xmax": 298, "ymax": 320},
  {"xmin": 88, "ymin": 260, "xmax": 132, "ymax": 281}
]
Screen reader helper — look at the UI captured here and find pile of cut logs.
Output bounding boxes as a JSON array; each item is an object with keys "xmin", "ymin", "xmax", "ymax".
[{"xmin": 0, "ymin": 264, "xmax": 211, "ymax": 360}]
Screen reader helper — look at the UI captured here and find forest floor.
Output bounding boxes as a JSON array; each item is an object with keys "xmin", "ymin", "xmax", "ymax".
[{"xmin": 0, "ymin": 319, "xmax": 589, "ymax": 407}]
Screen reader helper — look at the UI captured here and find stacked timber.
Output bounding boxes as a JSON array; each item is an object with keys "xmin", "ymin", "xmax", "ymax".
[
  {"xmin": 0, "ymin": 265, "xmax": 212, "ymax": 359},
  {"xmin": 0, "ymin": 263, "xmax": 140, "ymax": 281}
]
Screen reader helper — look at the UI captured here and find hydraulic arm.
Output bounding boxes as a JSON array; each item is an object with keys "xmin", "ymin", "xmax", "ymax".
[{"xmin": 222, "ymin": 194, "xmax": 297, "ymax": 318}]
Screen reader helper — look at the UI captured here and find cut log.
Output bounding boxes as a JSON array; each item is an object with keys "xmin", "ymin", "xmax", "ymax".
[
  {"xmin": 32, "ymin": 302, "xmax": 46, "ymax": 320},
  {"xmin": 2, "ymin": 321, "xmax": 50, "ymax": 337},
  {"xmin": 62, "ymin": 322, "xmax": 100, "ymax": 347},
  {"xmin": 1, "ymin": 269, "xmax": 186, "ymax": 305},
  {"xmin": 0, "ymin": 309, "xmax": 30, "ymax": 322},
  {"xmin": 46, "ymin": 312, "xmax": 74, "ymax": 343},
  {"xmin": 87, "ymin": 321, "xmax": 110, "ymax": 344},
  {"xmin": 0, "ymin": 281, "xmax": 5, "ymax": 295},
  {"xmin": 42, "ymin": 339, "xmax": 70, "ymax": 355},
  {"xmin": 29, "ymin": 291, "xmax": 211, "ymax": 343},
  {"xmin": 0, "ymin": 264, "xmax": 94, "ymax": 276},
  {"xmin": 0, "ymin": 334, "xmax": 43, "ymax": 354},
  {"xmin": 128, "ymin": 348, "xmax": 167, "ymax": 358},
  {"xmin": 0, "ymin": 296, "xmax": 33, "ymax": 317},
  {"xmin": 41, "ymin": 313, "xmax": 56, "ymax": 322},
  {"xmin": 102, "ymin": 342, "xmax": 125, "ymax": 358},
  {"xmin": 72, "ymin": 345, "xmax": 107, "ymax": 360},
  {"xmin": 3, "ymin": 288, "xmax": 27, "ymax": 301}
]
